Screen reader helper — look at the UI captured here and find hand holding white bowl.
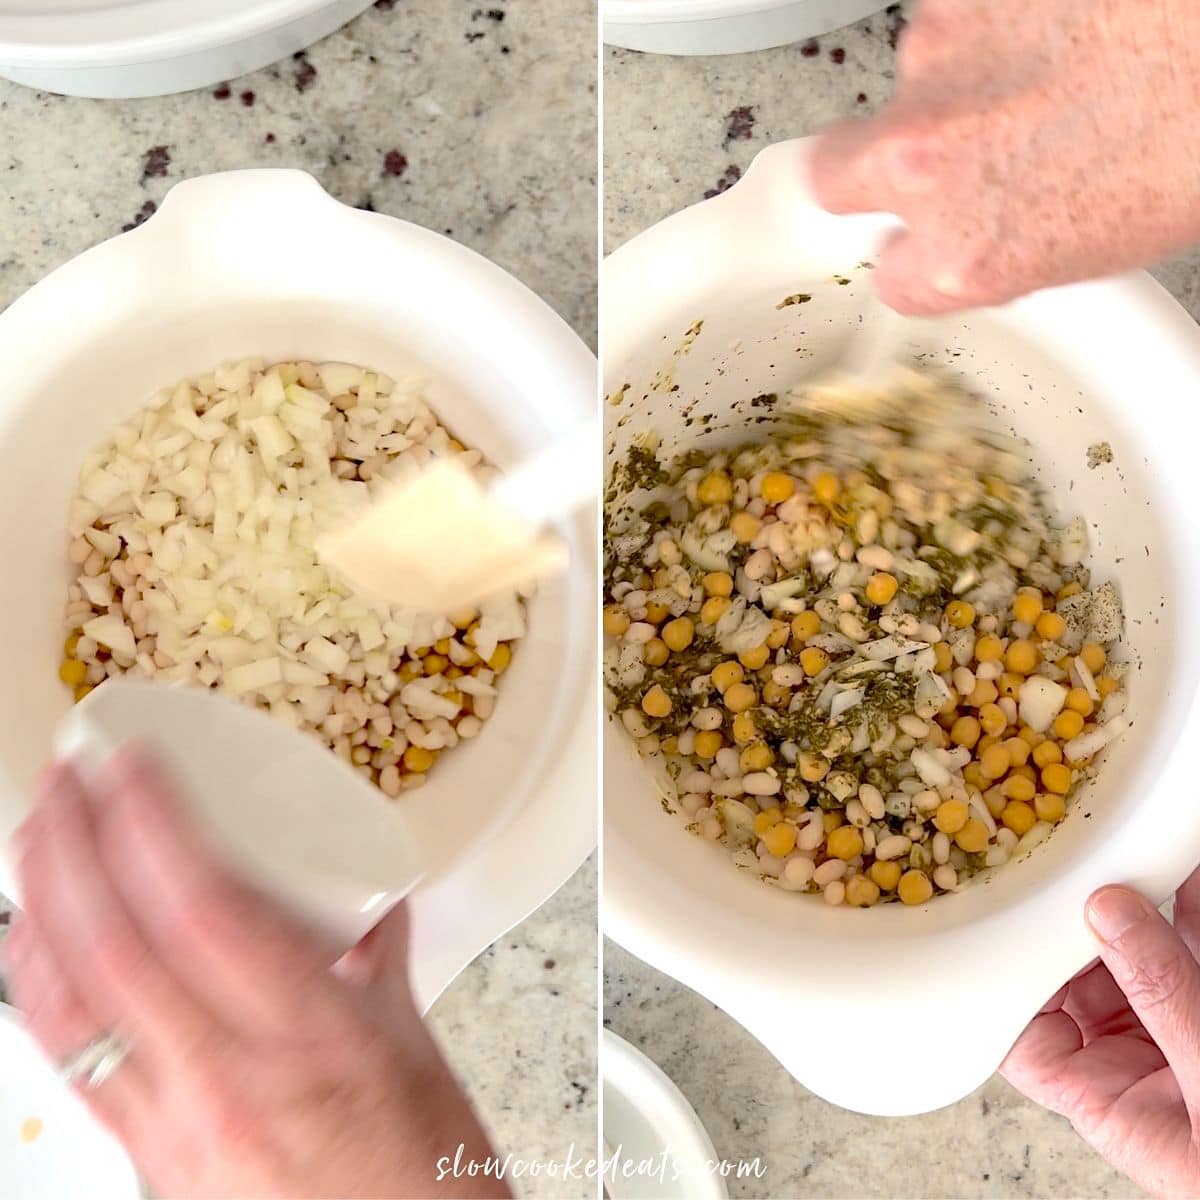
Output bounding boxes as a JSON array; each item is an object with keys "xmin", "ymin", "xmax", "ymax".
[
  {"xmin": 4, "ymin": 749, "xmax": 506, "ymax": 1200},
  {"xmin": 1003, "ymin": 869, "xmax": 1200, "ymax": 1198}
]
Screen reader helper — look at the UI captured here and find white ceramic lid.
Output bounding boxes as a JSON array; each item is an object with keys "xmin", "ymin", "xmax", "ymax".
[
  {"xmin": 603, "ymin": 1031, "xmax": 727, "ymax": 1200},
  {"xmin": 0, "ymin": 1003, "xmax": 142, "ymax": 1200},
  {"xmin": 0, "ymin": 0, "xmax": 332, "ymax": 64}
]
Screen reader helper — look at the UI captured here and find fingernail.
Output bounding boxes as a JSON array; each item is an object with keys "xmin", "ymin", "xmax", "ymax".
[{"xmin": 1087, "ymin": 887, "xmax": 1152, "ymax": 943}]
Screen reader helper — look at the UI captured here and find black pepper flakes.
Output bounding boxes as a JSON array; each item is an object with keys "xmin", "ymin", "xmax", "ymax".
[
  {"xmin": 141, "ymin": 145, "xmax": 170, "ymax": 183},
  {"xmin": 294, "ymin": 54, "xmax": 318, "ymax": 92},
  {"xmin": 122, "ymin": 200, "xmax": 157, "ymax": 233},
  {"xmin": 383, "ymin": 149, "xmax": 408, "ymax": 177},
  {"xmin": 724, "ymin": 105, "xmax": 755, "ymax": 146},
  {"xmin": 703, "ymin": 164, "xmax": 741, "ymax": 199}
]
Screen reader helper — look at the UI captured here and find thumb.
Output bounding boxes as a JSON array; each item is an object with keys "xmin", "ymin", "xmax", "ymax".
[
  {"xmin": 332, "ymin": 900, "xmax": 414, "ymax": 1001},
  {"xmin": 1088, "ymin": 886, "xmax": 1200, "ymax": 1100}
]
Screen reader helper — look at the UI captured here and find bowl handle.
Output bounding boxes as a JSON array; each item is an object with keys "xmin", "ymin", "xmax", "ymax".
[
  {"xmin": 604, "ymin": 138, "xmax": 902, "ymax": 371},
  {"xmin": 708, "ymin": 963, "xmax": 1046, "ymax": 1116}
]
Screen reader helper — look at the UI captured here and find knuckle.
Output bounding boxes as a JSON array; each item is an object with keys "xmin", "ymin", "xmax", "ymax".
[
  {"xmin": 878, "ymin": 125, "xmax": 943, "ymax": 195},
  {"xmin": 1120, "ymin": 947, "xmax": 1190, "ymax": 1012}
]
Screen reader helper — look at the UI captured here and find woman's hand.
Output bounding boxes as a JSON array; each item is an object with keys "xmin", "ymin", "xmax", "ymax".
[
  {"xmin": 811, "ymin": 0, "xmax": 1200, "ymax": 314},
  {"xmin": 4, "ymin": 748, "xmax": 508, "ymax": 1199},
  {"xmin": 1002, "ymin": 867, "xmax": 1200, "ymax": 1198}
]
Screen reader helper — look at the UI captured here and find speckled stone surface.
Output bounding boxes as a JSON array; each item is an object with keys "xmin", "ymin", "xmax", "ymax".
[
  {"xmin": 603, "ymin": 4, "xmax": 1200, "ymax": 1197},
  {"xmin": 0, "ymin": 0, "xmax": 596, "ymax": 346},
  {"xmin": 0, "ymin": 4, "xmax": 596, "ymax": 1196}
]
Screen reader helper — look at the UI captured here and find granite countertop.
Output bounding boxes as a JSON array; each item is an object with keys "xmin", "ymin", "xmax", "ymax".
[
  {"xmin": 0, "ymin": 4, "xmax": 596, "ymax": 1196},
  {"xmin": 604, "ymin": 5, "xmax": 1200, "ymax": 1197}
]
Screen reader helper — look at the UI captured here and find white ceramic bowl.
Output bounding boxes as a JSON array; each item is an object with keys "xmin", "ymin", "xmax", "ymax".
[
  {"xmin": 0, "ymin": 168, "xmax": 597, "ymax": 1012},
  {"xmin": 603, "ymin": 137, "xmax": 1200, "ymax": 1115},
  {"xmin": 0, "ymin": 0, "xmax": 374, "ymax": 98},
  {"xmin": 602, "ymin": 0, "xmax": 886, "ymax": 54},
  {"xmin": 603, "ymin": 1031, "xmax": 727, "ymax": 1200}
]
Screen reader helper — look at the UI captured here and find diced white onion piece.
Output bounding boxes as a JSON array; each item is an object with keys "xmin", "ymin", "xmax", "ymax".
[
  {"xmin": 79, "ymin": 575, "xmax": 114, "ymax": 607},
  {"xmin": 1018, "ymin": 676, "xmax": 1068, "ymax": 733},
  {"xmin": 224, "ymin": 657, "xmax": 283, "ymax": 695},
  {"xmin": 83, "ymin": 527, "xmax": 121, "ymax": 558},
  {"xmin": 861, "ymin": 635, "xmax": 930, "ymax": 661},
  {"xmin": 250, "ymin": 415, "xmax": 294, "ymax": 461},
  {"xmin": 302, "ymin": 636, "xmax": 350, "ymax": 675},
  {"xmin": 1064, "ymin": 716, "xmax": 1128, "ymax": 763},
  {"xmin": 911, "ymin": 748, "xmax": 952, "ymax": 788},
  {"xmin": 83, "ymin": 614, "xmax": 136, "ymax": 659},
  {"xmin": 80, "ymin": 468, "xmax": 127, "ymax": 507},
  {"xmin": 830, "ymin": 688, "xmax": 865, "ymax": 719},
  {"xmin": 1073, "ymin": 655, "xmax": 1100, "ymax": 702}
]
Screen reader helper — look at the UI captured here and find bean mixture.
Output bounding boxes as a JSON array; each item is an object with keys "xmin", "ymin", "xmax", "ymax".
[
  {"xmin": 604, "ymin": 378, "xmax": 1128, "ymax": 906},
  {"xmin": 60, "ymin": 358, "xmax": 525, "ymax": 796}
]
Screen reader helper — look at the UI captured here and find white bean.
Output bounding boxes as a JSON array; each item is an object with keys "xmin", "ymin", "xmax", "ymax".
[
  {"xmin": 743, "ymin": 772, "xmax": 781, "ymax": 797},
  {"xmin": 898, "ymin": 715, "xmax": 929, "ymax": 738},
  {"xmin": 744, "ymin": 548, "xmax": 773, "ymax": 581},
  {"xmin": 621, "ymin": 709, "xmax": 650, "ymax": 737},
  {"xmin": 691, "ymin": 706, "xmax": 724, "ymax": 731},
  {"xmin": 624, "ymin": 622, "xmax": 656, "ymax": 644},
  {"xmin": 858, "ymin": 783, "xmax": 885, "ymax": 820},
  {"xmin": 813, "ymin": 859, "xmax": 847, "ymax": 886},
  {"xmin": 875, "ymin": 834, "xmax": 912, "ymax": 861},
  {"xmin": 772, "ymin": 664, "xmax": 806, "ymax": 687},
  {"xmin": 953, "ymin": 666, "xmax": 976, "ymax": 696},
  {"xmin": 933, "ymin": 865, "xmax": 958, "ymax": 891},
  {"xmin": 856, "ymin": 543, "xmax": 893, "ymax": 571},
  {"xmin": 932, "ymin": 831, "xmax": 951, "ymax": 864},
  {"xmin": 823, "ymin": 880, "xmax": 846, "ymax": 906},
  {"xmin": 715, "ymin": 747, "xmax": 741, "ymax": 777},
  {"xmin": 782, "ymin": 856, "xmax": 814, "ymax": 889},
  {"xmin": 845, "ymin": 798, "xmax": 869, "ymax": 827},
  {"xmin": 796, "ymin": 813, "xmax": 825, "ymax": 851}
]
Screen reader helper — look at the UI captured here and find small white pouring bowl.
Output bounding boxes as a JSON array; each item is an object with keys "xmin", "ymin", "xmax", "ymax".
[
  {"xmin": 602, "ymin": 0, "xmax": 886, "ymax": 55},
  {"xmin": 0, "ymin": 0, "xmax": 375, "ymax": 99},
  {"xmin": 603, "ymin": 137, "xmax": 1200, "ymax": 1116},
  {"xmin": 0, "ymin": 169, "xmax": 597, "ymax": 1012}
]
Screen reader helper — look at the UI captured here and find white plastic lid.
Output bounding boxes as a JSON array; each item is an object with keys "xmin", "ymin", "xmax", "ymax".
[
  {"xmin": 0, "ymin": 1003, "xmax": 142, "ymax": 1200},
  {"xmin": 0, "ymin": 0, "xmax": 331, "ymax": 64}
]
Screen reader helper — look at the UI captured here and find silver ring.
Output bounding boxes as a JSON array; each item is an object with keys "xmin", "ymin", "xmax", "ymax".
[{"xmin": 59, "ymin": 1033, "xmax": 131, "ymax": 1089}]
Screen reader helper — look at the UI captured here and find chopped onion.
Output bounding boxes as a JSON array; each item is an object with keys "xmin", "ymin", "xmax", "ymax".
[{"xmin": 1018, "ymin": 676, "xmax": 1067, "ymax": 733}]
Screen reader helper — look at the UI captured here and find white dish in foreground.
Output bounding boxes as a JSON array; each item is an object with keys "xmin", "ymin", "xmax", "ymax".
[
  {"xmin": 0, "ymin": 0, "xmax": 374, "ymax": 97},
  {"xmin": 0, "ymin": 1003, "xmax": 141, "ymax": 1200},
  {"xmin": 603, "ymin": 1031, "xmax": 727, "ymax": 1200},
  {"xmin": 602, "ymin": 0, "xmax": 886, "ymax": 54}
]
